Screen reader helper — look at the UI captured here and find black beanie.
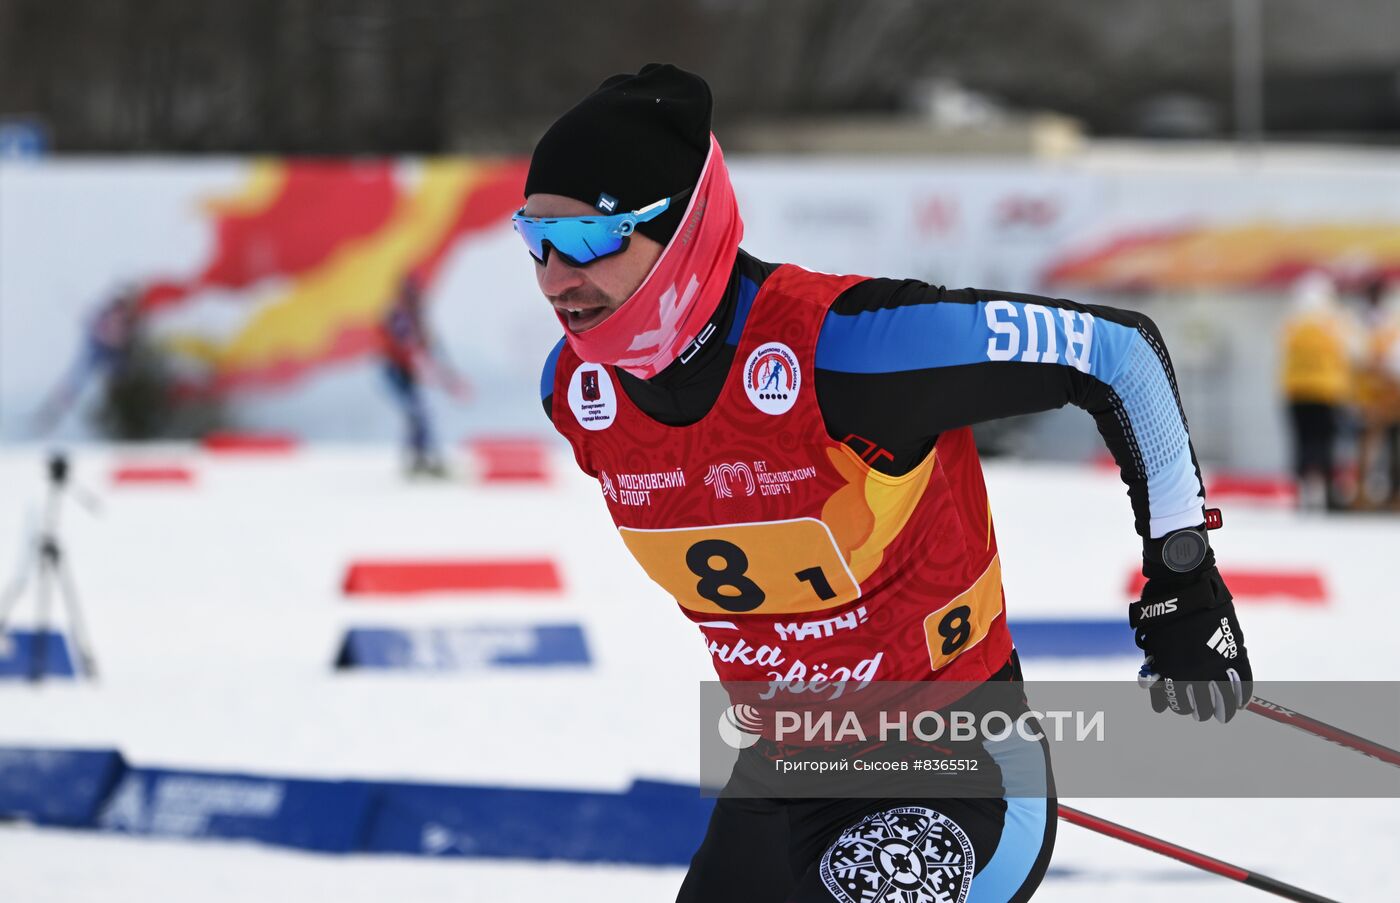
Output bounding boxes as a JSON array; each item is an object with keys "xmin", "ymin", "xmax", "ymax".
[{"xmin": 525, "ymin": 63, "xmax": 712, "ymax": 245}]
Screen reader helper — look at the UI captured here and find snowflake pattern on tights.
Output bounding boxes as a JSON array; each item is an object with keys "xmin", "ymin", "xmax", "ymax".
[{"xmin": 819, "ymin": 806, "xmax": 975, "ymax": 903}]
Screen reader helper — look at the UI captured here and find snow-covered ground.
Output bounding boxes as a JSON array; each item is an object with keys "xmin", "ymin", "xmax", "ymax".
[{"xmin": 1, "ymin": 443, "xmax": 1396, "ymax": 901}]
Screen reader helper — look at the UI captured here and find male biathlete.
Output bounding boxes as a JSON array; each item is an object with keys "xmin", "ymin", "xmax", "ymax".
[{"xmin": 520, "ymin": 65, "xmax": 1252, "ymax": 903}]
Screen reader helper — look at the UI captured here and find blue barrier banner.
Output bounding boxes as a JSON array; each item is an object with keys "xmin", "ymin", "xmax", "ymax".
[
  {"xmin": 3, "ymin": 738, "xmax": 714, "ymax": 865},
  {"xmin": 96, "ymin": 768, "xmax": 373, "ymax": 853},
  {"xmin": 0, "ymin": 630, "xmax": 77, "ymax": 678},
  {"xmin": 0, "ymin": 747, "xmax": 127, "ymax": 826},
  {"xmin": 335, "ymin": 624, "xmax": 591, "ymax": 670},
  {"xmin": 361, "ymin": 778, "xmax": 713, "ymax": 865},
  {"xmin": 1011, "ymin": 619, "xmax": 1137, "ymax": 658},
  {"xmin": 612, "ymin": 779, "xmax": 716, "ymax": 862}
]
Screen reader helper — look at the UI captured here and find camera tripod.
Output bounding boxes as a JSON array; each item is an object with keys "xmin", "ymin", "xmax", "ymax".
[{"xmin": 0, "ymin": 452, "xmax": 99, "ymax": 681}]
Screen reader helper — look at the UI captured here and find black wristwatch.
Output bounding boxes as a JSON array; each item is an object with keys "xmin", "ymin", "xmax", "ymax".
[{"xmin": 1160, "ymin": 527, "xmax": 1210, "ymax": 573}]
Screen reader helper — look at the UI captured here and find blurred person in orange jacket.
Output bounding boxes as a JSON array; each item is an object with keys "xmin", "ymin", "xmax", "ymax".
[
  {"xmin": 1352, "ymin": 276, "xmax": 1400, "ymax": 508},
  {"xmin": 1279, "ymin": 272, "xmax": 1355, "ymax": 511}
]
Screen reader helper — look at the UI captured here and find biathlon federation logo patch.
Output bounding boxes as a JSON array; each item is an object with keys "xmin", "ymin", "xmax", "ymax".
[
  {"xmin": 744, "ymin": 342, "xmax": 800, "ymax": 415},
  {"xmin": 819, "ymin": 806, "xmax": 974, "ymax": 903},
  {"xmin": 568, "ymin": 363, "xmax": 617, "ymax": 431}
]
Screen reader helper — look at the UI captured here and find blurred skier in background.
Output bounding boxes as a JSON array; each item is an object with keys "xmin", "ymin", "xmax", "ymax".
[
  {"xmin": 377, "ymin": 270, "xmax": 470, "ymax": 477},
  {"xmin": 1279, "ymin": 272, "xmax": 1355, "ymax": 511},
  {"xmin": 33, "ymin": 283, "xmax": 145, "ymax": 436}
]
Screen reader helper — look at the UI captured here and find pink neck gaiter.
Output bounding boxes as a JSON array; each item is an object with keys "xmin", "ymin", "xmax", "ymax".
[{"xmin": 559, "ymin": 134, "xmax": 743, "ymax": 379}]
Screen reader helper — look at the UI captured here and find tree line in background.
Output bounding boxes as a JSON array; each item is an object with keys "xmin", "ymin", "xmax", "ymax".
[{"xmin": 0, "ymin": 0, "xmax": 1397, "ymax": 154}]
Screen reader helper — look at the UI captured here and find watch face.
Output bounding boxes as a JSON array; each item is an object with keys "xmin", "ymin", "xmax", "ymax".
[{"xmin": 1163, "ymin": 529, "xmax": 1208, "ymax": 573}]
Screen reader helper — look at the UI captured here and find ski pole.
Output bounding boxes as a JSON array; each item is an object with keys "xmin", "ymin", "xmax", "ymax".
[
  {"xmin": 1058, "ymin": 804, "xmax": 1337, "ymax": 902},
  {"xmin": 1247, "ymin": 695, "xmax": 1400, "ymax": 769}
]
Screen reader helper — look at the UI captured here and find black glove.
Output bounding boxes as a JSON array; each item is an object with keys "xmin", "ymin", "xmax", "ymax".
[{"xmin": 1131, "ymin": 564, "xmax": 1253, "ymax": 723}]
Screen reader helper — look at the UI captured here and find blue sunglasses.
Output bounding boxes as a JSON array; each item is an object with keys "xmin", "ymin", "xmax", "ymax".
[{"xmin": 512, "ymin": 190, "xmax": 688, "ymax": 267}]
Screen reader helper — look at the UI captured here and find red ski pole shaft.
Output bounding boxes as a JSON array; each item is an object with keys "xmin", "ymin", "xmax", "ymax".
[
  {"xmin": 1058, "ymin": 805, "xmax": 1337, "ymax": 902},
  {"xmin": 1246, "ymin": 696, "xmax": 1400, "ymax": 769}
]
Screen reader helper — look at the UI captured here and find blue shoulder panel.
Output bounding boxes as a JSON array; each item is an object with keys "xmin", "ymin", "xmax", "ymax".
[
  {"xmin": 816, "ymin": 303, "xmax": 988, "ymax": 373},
  {"xmin": 725, "ymin": 276, "xmax": 761, "ymax": 345},
  {"xmin": 541, "ymin": 336, "xmax": 566, "ymax": 400}
]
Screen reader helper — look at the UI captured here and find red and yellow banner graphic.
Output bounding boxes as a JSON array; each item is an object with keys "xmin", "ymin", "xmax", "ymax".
[
  {"xmin": 1045, "ymin": 222, "xmax": 1400, "ymax": 291},
  {"xmin": 140, "ymin": 158, "xmax": 526, "ymax": 393}
]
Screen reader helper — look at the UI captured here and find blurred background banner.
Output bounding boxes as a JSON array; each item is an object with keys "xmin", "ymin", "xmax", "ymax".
[
  {"xmin": 5, "ymin": 150, "xmax": 1399, "ymax": 469},
  {"xmin": 0, "ymin": 158, "xmax": 541, "ymax": 442}
]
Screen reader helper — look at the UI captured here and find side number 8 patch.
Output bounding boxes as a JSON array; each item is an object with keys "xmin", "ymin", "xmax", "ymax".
[{"xmin": 923, "ymin": 554, "xmax": 1003, "ymax": 672}]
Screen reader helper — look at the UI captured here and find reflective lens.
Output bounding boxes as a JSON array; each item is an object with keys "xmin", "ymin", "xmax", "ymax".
[
  {"xmin": 512, "ymin": 192, "xmax": 681, "ymax": 267},
  {"xmin": 512, "ymin": 215, "xmax": 630, "ymax": 267}
]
